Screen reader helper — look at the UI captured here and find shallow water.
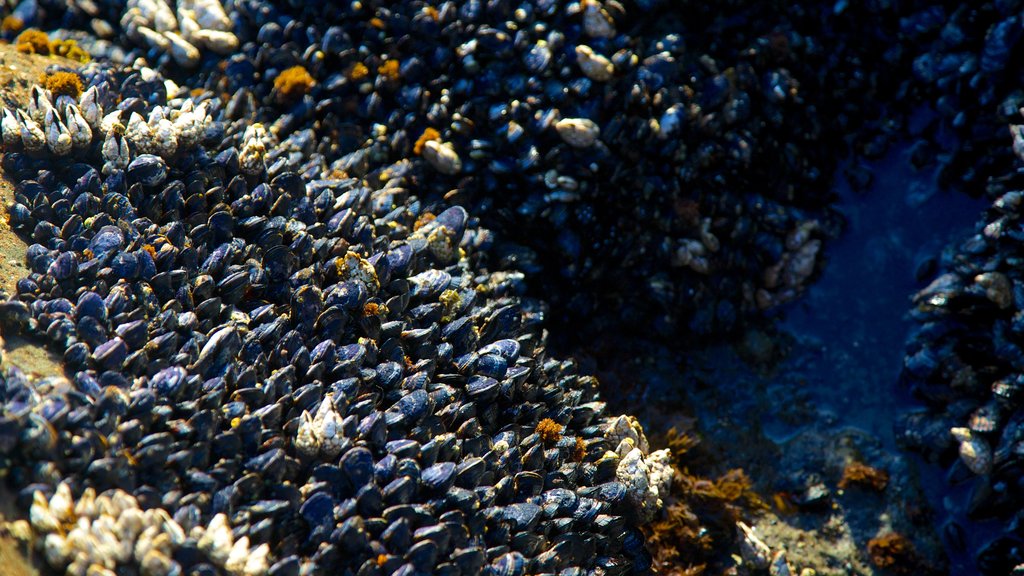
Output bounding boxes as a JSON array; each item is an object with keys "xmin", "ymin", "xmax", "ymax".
[
  {"xmin": 779, "ymin": 146, "xmax": 994, "ymax": 574},
  {"xmin": 625, "ymin": 141, "xmax": 993, "ymax": 573}
]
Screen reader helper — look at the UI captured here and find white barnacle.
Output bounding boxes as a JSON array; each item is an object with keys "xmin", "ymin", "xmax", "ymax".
[
  {"xmin": 134, "ymin": 525, "xmax": 162, "ymax": 564},
  {"xmin": 422, "ymin": 140, "xmax": 463, "ymax": 175},
  {"xmin": 117, "ymin": 506, "xmax": 146, "ymax": 542},
  {"xmin": 555, "ymin": 117, "xmax": 600, "ymax": 148},
  {"xmin": 225, "ymin": 535, "xmax": 250, "ymax": 575},
  {"xmin": 173, "ymin": 106, "xmax": 199, "ymax": 149},
  {"xmin": 951, "ymin": 426, "xmax": 993, "ymax": 475},
  {"xmin": 102, "ymin": 128, "xmax": 131, "ymax": 173},
  {"xmin": 30, "ymin": 490, "xmax": 60, "ymax": 533},
  {"xmin": 54, "ymin": 94, "xmax": 77, "ymax": 113},
  {"xmin": 74, "ymin": 487, "xmax": 97, "ymax": 520},
  {"xmin": 49, "ymin": 482, "xmax": 75, "ymax": 524},
  {"xmin": 191, "ymin": 29, "xmax": 239, "ymax": 54},
  {"xmin": 243, "ymin": 543, "xmax": 270, "ymax": 576},
  {"xmin": 188, "ymin": 0, "xmax": 232, "ymax": 30},
  {"xmin": 136, "ymin": 25, "xmax": 172, "ymax": 51},
  {"xmin": 79, "ymin": 86, "xmax": 104, "ymax": 129},
  {"xmin": 176, "ymin": 6, "xmax": 201, "ymax": 40},
  {"xmin": 18, "ymin": 110, "xmax": 46, "ymax": 153},
  {"xmin": 314, "ymin": 394, "xmax": 345, "ymax": 458},
  {"xmin": 164, "ymin": 31, "xmax": 201, "ymax": 68},
  {"xmin": 126, "ymin": 111, "xmax": 153, "ymax": 153},
  {"xmin": 295, "ymin": 410, "xmax": 320, "ymax": 458},
  {"xmin": 132, "ymin": 0, "xmax": 177, "ymax": 32},
  {"xmin": 100, "ymin": 110, "xmax": 125, "ymax": 136},
  {"xmin": 197, "ymin": 513, "xmax": 233, "ymax": 565},
  {"xmin": 28, "ymin": 85, "xmax": 54, "ymax": 124},
  {"xmin": 2, "ymin": 107, "xmax": 22, "ymax": 149},
  {"xmin": 154, "ymin": 508, "xmax": 186, "ymax": 545},
  {"xmin": 151, "ymin": 118, "xmax": 179, "ymax": 158},
  {"xmin": 239, "ymin": 123, "xmax": 268, "ymax": 176},
  {"xmin": 43, "ymin": 532, "xmax": 71, "ymax": 567},
  {"xmin": 140, "ymin": 549, "xmax": 177, "ymax": 576},
  {"xmin": 575, "ymin": 45, "xmax": 615, "ymax": 81},
  {"xmin": 45, "ymin": 107, "xmax": 73, "ymax": 155},
  {"xmin": 65, "ymin": 104, "xmax": 94, "ymax": 150}
]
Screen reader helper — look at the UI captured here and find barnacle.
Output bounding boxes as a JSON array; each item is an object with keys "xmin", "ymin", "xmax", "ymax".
[
  {"xmin": 273, "ymin": 65, "xmax": 315, "ymax": 102},
  {"xmin": 41, "ymin": 71, "xmax": 83, "ymax": 99},
  {"xmin": 15, "ymin": 29, "xmax": 50, "ymax": 55},
  {"xmin": 838, "ymin": 461, "xmax": 889, "ymax": 491}
]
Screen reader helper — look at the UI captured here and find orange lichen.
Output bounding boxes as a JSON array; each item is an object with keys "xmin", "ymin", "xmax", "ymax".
[
  {"xmin": 345, "ymin": 62, "xmax": 369, "ymax": 81},
  {"xmin": 378, "ymin": 59, "xmax": 400, "ymax": 81},
  {"xmin": 867, "ymin": 533, "xmax": 917, "ymax": 574},
  {"xmin": 376, "ymin": 554, "xmax": 388, "ymax": 567},
  {"xmin": 424, "ymin": 6, "xmax": 439, "ymax": 21},
  {"xmin": 413, "ymin": 212, "xmax": 435, "ymax": 231},
  {"xmin": 1, "ymin": 15, "xmax": 24, "ymax": 33},
  {"xmin": 839, "ymin": 461, "xmax": 890, "ymax": 492},
  {"xmin": 413, "ymin": 127, "xmax": 441, "ymax": 155},
  {"xmin": 15, "ymin": 29, "xmax": 50, "ymax": 55},
  {"xmin": 363, "ymin": 301, "xmax": 388, "ymax": 317},
  {"xmin": 50, "ymin": 38, "xmax": 90, "ymax": 63},
  {"xmin": 369, "ymin": 17, "xmax": 386, "ymax": 29},
  {"xmin": 536, "ymin": 418, "xmax": 563, "ymax": 445},
  {"xmin": 142, "ymin": 244, "xmax": 157, "ymax": 259},
  {"xmin": 82, "ymin": 248, "xmax": 94, "ymax": 260},
  {"xmin": 41, "ymin": 71, "xmax": 83, "ymax": 98},
  {"xmin": 572, "ymin": 437, "xmax": 587, "ymax": 462},
  {"xmin": 274, "ymin": 65, "xmax": 315, "ymax": 102}
]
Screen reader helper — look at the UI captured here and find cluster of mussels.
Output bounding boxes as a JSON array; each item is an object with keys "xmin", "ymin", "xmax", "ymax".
[
  {"xmin": 900, "ymin": 123, "xmax": 1024, "ymax": 575},
  {"xmin": 10, "ymin": 0, "xmax": 855, "ymax": 349},
  {"xmin": 0, "ymin": 55, "xmax": 674, "ymax": 576}
]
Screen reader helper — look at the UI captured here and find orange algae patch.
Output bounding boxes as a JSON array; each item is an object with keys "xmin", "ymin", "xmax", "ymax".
[
  {"xmin": 274, "ymin": 65, "xmax": 315, "ymax": 101},
  {"xmin": 346, "ymin": 62, "xmax": 369, "ymax": 81},
  {"xmin": 839, "ymin": 461, "xmax": 889, "ymax": 491},
  {"xmin": 535, "ymin": 418, "xmax": 562, "ymax": 445},
  {"xmin": 644, "ymin": 428, "xmax": 767, "ymax": 575},
  {"xmin": 41, "ymin": 71, "xmax": 83, "ymax": 98},
  {"xmin": 362, "ymin": 301, "xmax": 388, "ymax": 317},
  {"xmin": 413, "ymin": 127, "xmax": 440, "ymax": 155},
  {"xmin": 15, "ymin": 29, "xmax": 49, "ymax": 55},
  {"xmin": 50, "ymin": 38, "xmax": 90, "ymax": 62},
  {"xmin": 572, "ymin": 437, "xmax": 587, "ymax": 461},
  {"xmin": 378, "ymin": 59, "xmax": 400, "ymax": 81},
  {"xmin": 1, "ymin": 15, "xmax": 24, "ymax": 33},
  {"xmin": 867, "ymin": 533, "xmax": 918, "ymax": 574},
  {"xmin": 413, "ymin": 212, "xmax": 435, "ymax": 231}
]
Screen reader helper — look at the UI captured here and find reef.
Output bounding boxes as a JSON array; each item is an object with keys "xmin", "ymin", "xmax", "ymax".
[{"xmin": 4, "ymin": 0, "xmax": 1024, "ymax": 574}]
